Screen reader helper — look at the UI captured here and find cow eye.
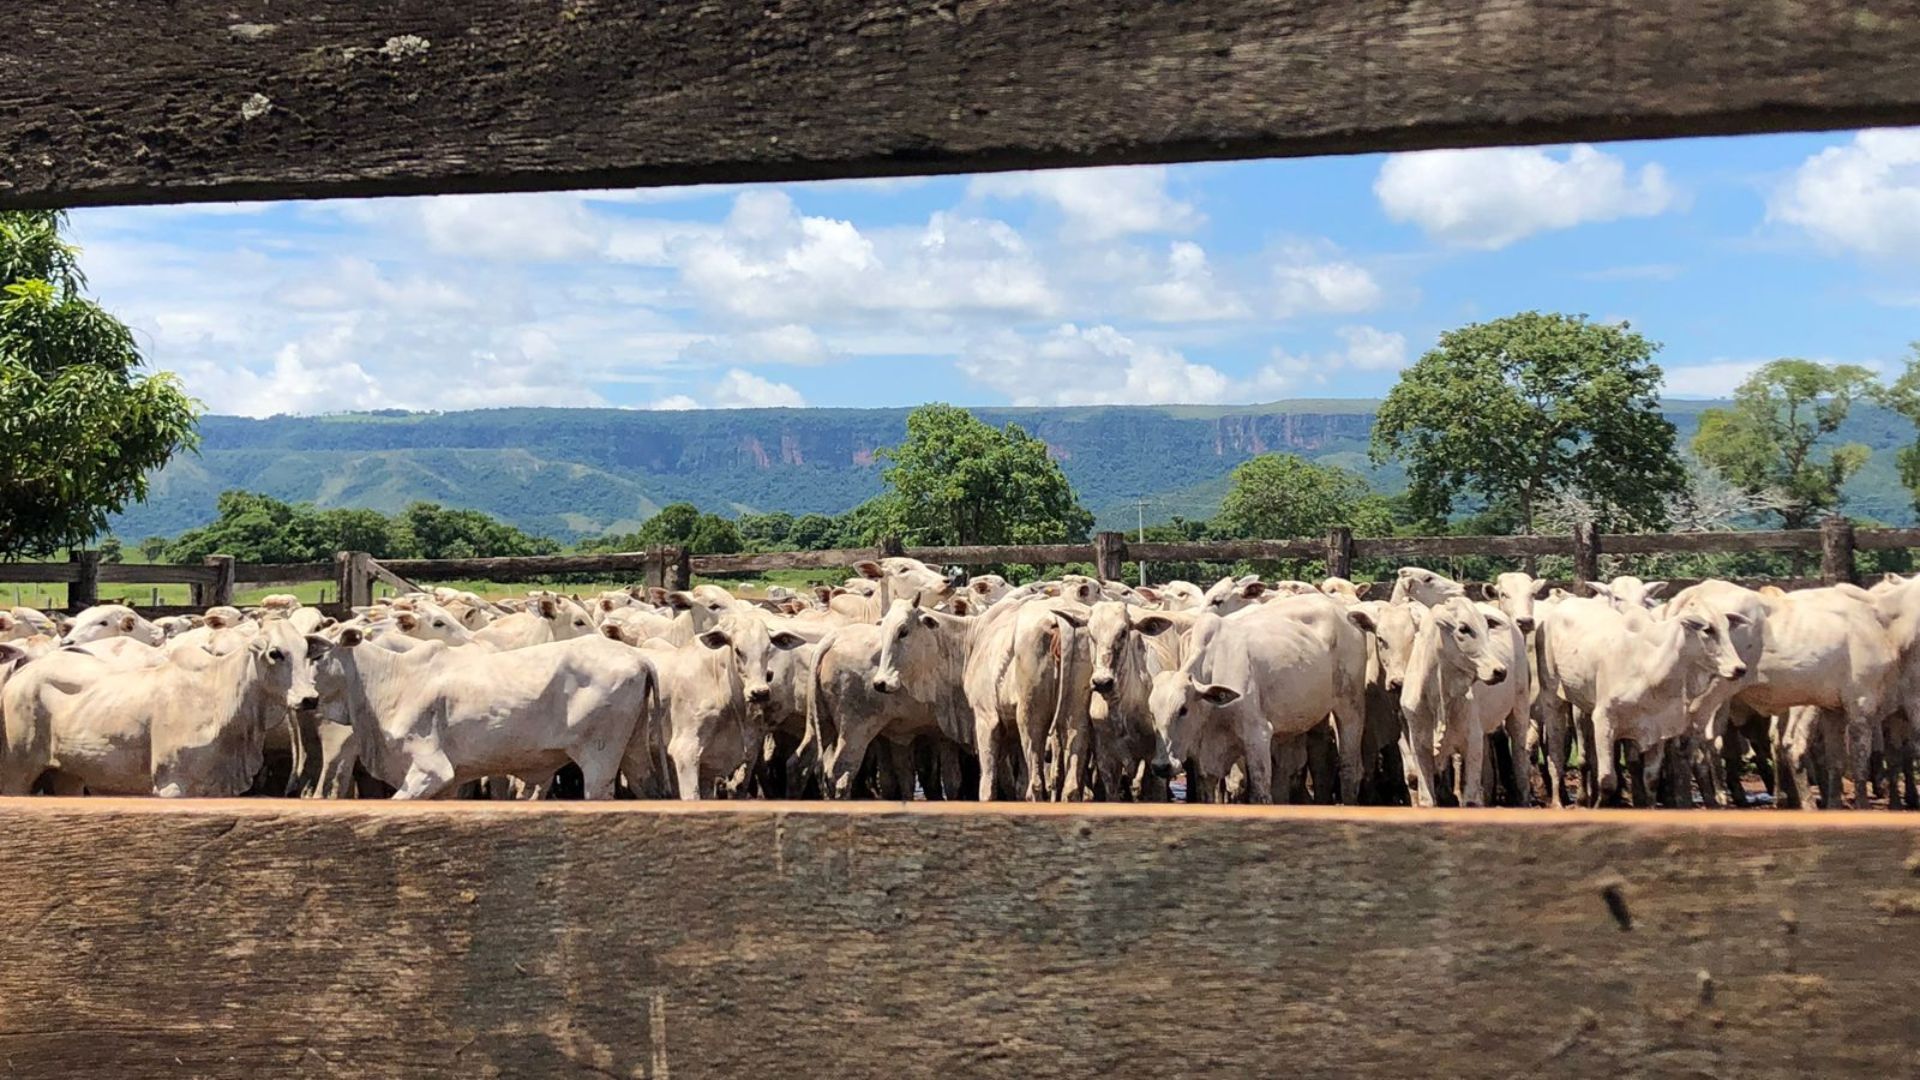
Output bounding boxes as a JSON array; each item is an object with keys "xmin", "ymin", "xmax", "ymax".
[
  {"xmin": 765, "ymin": 670, "xmax": 774, "ymax": 681},
  {"xmin": 433, "ymin": 620, "xmax": 446, "ymax": 628},
  {"xmin": 1702, "ymin": 627, "xmax": 1717, "ymax": 638},
  {"xmin": 1459, "ymin": 628, "xmax": 1474, "ymax": 637},
  {"xmin": 896, "ymin": 626, "xmax": 908, "ymax": 640},
  {"xmin": 1177, "ymin": 705, "xmax": 1188, "ymax": 717}
]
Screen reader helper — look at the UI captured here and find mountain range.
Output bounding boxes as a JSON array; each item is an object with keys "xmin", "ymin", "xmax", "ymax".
[{"xmin": 107, "ymin": 400, "xmax": 1920, "ymax": 542}]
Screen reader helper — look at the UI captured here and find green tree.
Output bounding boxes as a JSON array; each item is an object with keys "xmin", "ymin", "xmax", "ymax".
[
  {"xmin": 0, "ymin": 211, "xmax": 199, "ymax": 556},
  {"xmin": 737, "ymin": 511, "xmax": 795, "ymax": 551},
  {"xmin": 1872, "ymin": 343, "xmax": 1920, "ymax": 517},
  {"xmin": 1370, "ymin": 312, "xmax": 1683, "ymax": 533},
  {"xmin": 1215, "ymin": 454, "xmax": 1391, "ymax": 539},
  {"xmin": 877, "ymin": 404, "xmax": 1092, "ymax": 546},
  {"xmin": 96, "ymin": 536, "xmax": 124, "ymax": 564},
  {"xmin": 136, "ymin": 535, "xmax": 169, "ymax": 563},
  {"xmin": 1693, "ymin": 359, "xmax": 1878, "ymax": 529},
  {"xmin": 583, "ymin": 502, "xmax": 743, "ymax": 555},
  {"xmin": 789, "ymin": 513, "xmax": 836, "ymax": 550}
]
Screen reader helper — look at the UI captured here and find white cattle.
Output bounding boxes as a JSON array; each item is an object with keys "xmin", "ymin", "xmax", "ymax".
[
  {"xmin": 1666, "ymin": 581, "xmax": 1896, "ymax": 809},
  {"xmin": 1536, "ymin": 595, "xmax": 1748, "ymax": 807},
  {"xmin": 1199, "ymin": 576, "xmax": 1266, "ymax": 616},
  {"xmin": 1381, "ymin": 596, "xmax": 1512, "ymax": 807},
  {"xmin": 472, "ymin": 593, "xmax": 595, "ymax": 649},
  {"xmin": 1485, "ymin": 571, "xmax": 1552, "ymax": 634},
  {"xmin": 312, "ymin": 630, "xmax": 656, "ymax": 799},
  {"xmin": 1392, "ymin": 567, "xmax": 1466, "ymax": 607},
  {"xmin": 0, "ymin": 619, "xmax": 321, "ymax": 796},
  {"xmin": 60, "ymin": 604, "xmax": 164, "ymax": 647},
  {"xmin": 1073, "ymin": 601, "xmax": 1192, "ymax": 801}
]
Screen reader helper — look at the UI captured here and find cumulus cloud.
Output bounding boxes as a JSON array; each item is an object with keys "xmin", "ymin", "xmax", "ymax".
[
  {"xmin": 677, "ymin": 192, "xmax": 1058, "ymax": 323},
  {"xmin": 683, "ymin": 324, "xmax": 834, "ymax": 366},
  {"xmin": 1134, "ymin": 242, "xmax": 1249, "ymax": 322},
  {"xmin": 711, "ymin": 369, "xmax": 807, "ymax": 408},
  {"xmin": 1374, "ymin": 144, "xmax": 1677, "ymax": 249},
  {"xmin": 1272, "ymin": 244, "xmax": 1383, "ymax": 317},
  {"xmin": 647, "ymin": 395, "xmax": 702, "ymax": 411},
  {"xmin": 1661, "ymin": 360, "xmax": 1770, "ymax": 399},
  {"xmin": 1334, "ymin": 325, "xmax": 1408, "ymax": 371},
  {"xmin": 958, "ymin": 324, "xmax": 1248, "ymax": 406},
  {"xmin": 969, "ymin": 166, "xmax": 1201, "ymax": 240},
  {"xmin": 1770, "ymin": 128, "xmax": 1920, "ymax": 257}
]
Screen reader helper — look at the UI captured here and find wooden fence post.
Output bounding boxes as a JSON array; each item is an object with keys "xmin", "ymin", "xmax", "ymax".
[
  {"xmin": 1092, "ymin": 532, "xmax": 1125, "ymax": 581},
  {"xmin": 69, "ymin": 550, "xmax": 98, "ymax": 612},
  {"xmin": 876, "ymin": 536, "xmax": 906, "ymax": 560},
  {"xmin": 1572, "ymin": 523, "xmax": 1600, "ymax": 591},
  {"xmin": 1325, "ymin": 527, "xmax": 1354, "ymax": 581},
  {"xmin": 1821, "ymin": 517, "xmax": 1856, "ymax": 585},
  {"xmin": 203, "ymin": 555, "xmax": 235, "ymax": 608},
  {"xmin": 667, "ymin": 546, "xmax": 692, "ymax": 591},
  {"xmin": 643, "ymin": 547, "xmax": 668, "ymax": 592},
  {"xmin": 335, "ymin": 551, "xmax": 373, "ymax": 610}
]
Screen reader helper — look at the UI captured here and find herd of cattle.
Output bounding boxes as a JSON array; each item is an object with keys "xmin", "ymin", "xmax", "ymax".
[{"xmin": 0, "ymin": 556, "xmax": 1916, "ymax": 808}]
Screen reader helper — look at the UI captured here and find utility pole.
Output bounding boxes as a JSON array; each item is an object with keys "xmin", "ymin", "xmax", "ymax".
[{"xmin": 1136, "ymin": 498, "xmax": 1149, "ymax": 587}]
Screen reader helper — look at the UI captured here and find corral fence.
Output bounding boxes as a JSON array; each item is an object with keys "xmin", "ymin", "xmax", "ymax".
[
  {"xmin": 14, "ymin": 517, "xmax": 1901, "ymax": 615},
  {"xmin": 12, "ymin": 0, "xmax": 1920, "ymax": 1074}
]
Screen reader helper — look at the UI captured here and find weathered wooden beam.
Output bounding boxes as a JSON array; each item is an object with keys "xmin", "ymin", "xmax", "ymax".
[
  {"xmin": 1603, "ymin": 529, "xmax": 1823, "ymax": 554},
  {"xmin": 366, "ymin": 558, "xmax": 424, "ymax": 597},
  {"xmin": 379, "ymin": 552, "xmax": 660, "ymax": 581},
  {"xmin": 8, "ymin": 1, "xmax": 1920, "ymax": 209},
  {"xmin": 1355, "ymin": 533, "xmax": 1573, "ymax": 560},
  {"xmin": 232, "ymin": 561, "xmax": 337, "ymax": 584},
  {"xmin": 97, "ymin": 563, "xmax": 221, "ymax": 586},
  {"xmin": 0, "ymin": 800, "xmax": 1915, "ymax": 1077},
  {"xmin": 1129, "ymin": 539, "xmax": 1320, "ymax": 562}
]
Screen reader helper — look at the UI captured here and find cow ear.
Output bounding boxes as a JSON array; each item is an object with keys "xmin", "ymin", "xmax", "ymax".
[
  {"xmin": 948, "ymin": 597, "xmax": 972, "ymax": 616},
  {"xmin": 697, "ymin": 629, "xmax": 732, "ymax": 650},
  {"xmin": 539, "ymin": 598, "xmax": 558, "ymax": 618},
  {"xmin": 1346, "ymin": 607, "xmax": 1379, "ymax": 634},
  {"xmin": 1132, "ymin": 614, "xmax": 1175, "ymax": 637},
  {"xmin": 396, "ymin": 612, "xmax": 419, "ymax": 631},
  {"xmin": 1052, "ymin": 609, "xmax": 1087, "ymax": 629},
  {"xmin": 1241, "ymin": 581, "xmax": 1266, "ymax": 599},
  {"xmin": 1725, "ymin": 611, "xmax": 1751, "ymax": 628},
  {"xmin": 853, "ymin": 560, "xmax": 885, "ymax": 580},
  {"xmin": 120, "ymin": 615, "xmax": 137, "ymax": 632},
  {"xmin": 601, "ymin": 624, "xmax": 626, "ymax": 642},
  {"xmin": 1643, "ymin": 581, "xmax": 1669, "ymax": 599},
  {"xmin": 304, "ymin": 634, "xmax": 334, "ymax": 659},
  {"xmin": 769, "ymin": 630, "xmax": 807, "ymax": 650},
  {"xmin": 1135, "ymin": 587, "xmax": 1160, "ymax": 603},
  {"xmin": 337, "ymin": 627, "xmax": 365, "ymax": 648},
  {"xmin": 664, "ymin": 592, "xmax": 695, "ymax": 611},
  {"xmin": 1532, "ymin": 578, "xmax": 1553, "ymax": 598},
  {"xmin": 918, "ymin": 612, "xmax": 941, "ymax": 630},
  {"xmin": 1197, "ymin": 683, "xmax": 1242, "ymax": 706},
  {"xmin": 814, "ymin": 586, "xmax": 834, "ymax": 603},
  {"xmin": 599, "ymin": 598, "xmax": 615, "ymax": 612}
]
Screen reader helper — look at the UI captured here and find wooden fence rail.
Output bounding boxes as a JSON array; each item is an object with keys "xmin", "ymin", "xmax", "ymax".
[{"xmin": 0, "ymin": 518, "xmax": 1893, "ymax": 614}]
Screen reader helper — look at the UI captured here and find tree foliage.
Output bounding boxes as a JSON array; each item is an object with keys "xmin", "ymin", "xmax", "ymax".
[
  {"xmin": 0, "ymin": 211, "xmax": 200, "ymax": 556},
  {"xmin": 1693, "ymin": 359, "xmax": 1877, "ymax": 529},
  {"xmin": 1370, "ymin": 312, "xmax": 1683, "ymax": 533},
  {"xmin": 1872, "ymin": 343, "xmax": 1920, "ymax": 517},
  {"xmin": 161, "ymin": 491, "xmax": 558, "ymax": 564},
  {"xmin": 870, "ymin": 404, "xmax": 1093, "ymax": 546},
  {"xmin": 1215, "ymin": 454, "xmax": 1395, "ymax": 539},
  {"xmin": 579, "ymin": 502, "xmax": 743, "ymax": 556}
]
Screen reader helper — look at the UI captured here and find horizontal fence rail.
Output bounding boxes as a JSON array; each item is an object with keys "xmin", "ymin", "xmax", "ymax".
[{"xmin": 0, "ymin": 519, "xmax": 1891, "ymax": 614}]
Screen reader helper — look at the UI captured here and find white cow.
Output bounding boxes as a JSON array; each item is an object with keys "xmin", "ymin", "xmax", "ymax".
[
  {"xmin": 629, "ymin": 612, "xmax": 807, "ymax": 799},
  {"xmin": 59, "ymin": 604, "xmax": 164, "ymax": 647}
]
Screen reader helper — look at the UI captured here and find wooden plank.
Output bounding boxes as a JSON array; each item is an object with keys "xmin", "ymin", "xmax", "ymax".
[
  {"xmin": 96, "ymin": 564, "xmax": 220, "ymax": 586},
  {"xmin": 367, "ymin": 559, "xmax": 424, "ymax": 596},
  {"xmin": 1602, "ymin": 529, "xmax": 1821, "ymax": 554},
  {"xmin": 1354, "ymin": 534, "xmax": 1572, "ymax": 560},
  {"xmin": 9, "ymin": 1, "xmax": 1920, "ymax": 209},
  {"xmin": 0, "ymin": 563, "xmax": 83, "ymax": 584},
  {"xmin": 690, "ymin": 547, "xmax": 878, "ymax": 575},
  {"xmin": 232, "ymin": 561, "xmax": 336, "ymax": 584},
  {"xmin": 905, "ymin": 544, "xmax": 1095, "ymax": 567},
  {"xmin": 379, "ymin": 552, "xmax": 660, "ymax": 581},
  {"xmin": 0, "ymin": 800, "xmax": 1916, "ymax": 1077},
  {"xmin": 1854, "ymin": 528, "xmax": 1920, "ymax": 551},
  {"xmin": 1128, "ymin": 539, "xmax": 1320, "ymax": 562}
]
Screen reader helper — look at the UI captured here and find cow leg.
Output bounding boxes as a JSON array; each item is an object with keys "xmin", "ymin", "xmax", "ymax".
[
  {"xmin": 1841, "ymin": 706, "xmax": 1875, "ymax": 810},
  {"xmin": 1502, "ymin": 708, "xmax": 1532, "ymax": 809},
  {"xmin": 393, "ymin": 753, "xmax": 457, "ymax": 800},
  {"xmin": 974, "ymin": 711, "xmax": 1004, "ymax": 802},
  {"xmin": 1773, "ymin": 710, "xmax": 1814, "ymax": 810},
  {"xmin": 46, "ymin": 771, "xmax": 87, "ymax": 797},
  {"xmin": 1239, "ymin": 728, "xmax": 1274, "ymax": 805},
  {"xmin": 1270, "ymin": 738, "xmax": 1305, "ymax": 805},
  {"xmin": 882, "ymin": 738, "xmax": 917, "ymax": 801},
  {"xmin": 1057, "ymin": 713, "xmax": 1095, "ymax": 804},
  {"xmin": 1457, "ymin": 731, "xmax": 1488, "ymax": 808},
  {"xmin": 1590, "ymin": 709, "xmax": 1622, "ymax": 808},
  {"xmin": 1397, "ymin": 724, "xmax": 1437, "ymax": 809},
  {"xmin": 1329, "ymin": 707, "xmax": 1363, "ymax": 805},
  {"xmin": 1537, "ymin": 697, "xmax": 1571, "ymax": 809}
]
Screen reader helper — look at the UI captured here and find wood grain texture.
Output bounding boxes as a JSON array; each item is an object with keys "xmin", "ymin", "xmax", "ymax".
[
  {"xmin": 0, "ymin": 800, "xmax": 1917, "ymax": 1078},
  {"xmin": 233, "ymin": 562, "xmax": 337, "ymax": 584},
  {"xmin": 96, "ymin": 563, "xmax": 220, "ymax": 586},
  {"xmin": 7, "ymin": 1, "xmax": 1920, "ymax": 209}
]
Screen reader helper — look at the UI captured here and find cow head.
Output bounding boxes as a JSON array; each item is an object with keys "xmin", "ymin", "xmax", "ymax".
[
  {"xmin": 1145, "ymin": 671, "xmax": 1241, "ymax": 777},
  {"xmin": 1676, "ymin": 609, "xmax": 1752, "ymax": 681},
  {"xmin": 1429, "ymin": 596, "xmax": 1506, "ymax": 685},
  {"xmin": 1392, "ymin": 567, "xmax": 1466, "ymax": 607},
  {"xmin": 1490, "ymin": 571, "xmax": 1551, "ymax": 633},
  {"xmin": 1082, "ymin": 601, "xmax": 1176, "ymax": 699},
  {"xmin": 60, "ymin": 604, "xmax": 165, "ymax": 647},
  {"xmin": 698, "ymin": 613, "xmax": 806, "ymax": 708},
  {"xmin": 872, "ymin": 599, "xmax": 946, "ymax": 696},
  {"xmin": 1201, "ymin": 577, "xmax": 1265, "ymax": 615},
  {"xmin": 1347, "ymin": 600, "xmax": 1422, "ymax": 693}
]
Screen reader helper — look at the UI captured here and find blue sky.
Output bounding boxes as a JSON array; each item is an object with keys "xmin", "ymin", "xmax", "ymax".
[{"xmin": 64, "ymin": 127, "xmax": 1920, "ymax": 416}]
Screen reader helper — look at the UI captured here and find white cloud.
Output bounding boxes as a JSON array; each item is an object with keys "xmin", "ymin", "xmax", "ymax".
[
  {"xmin": 647, "ymin": 395, "xmax": 702, "ymax": 411},
  {"xmin": 677, "ymin": 191, "xmax": 1057, "ymax": 323},
  {"xmin": 409, "ymin": 194, "xmax": 604, "ymax": 261},
  {"xmin": 969, "ymin": 166, "xmax": 1200, "ymax": 240},
  {"xmin": 1335, "ymin": 325, "xmax": 1408, "ymax": 371},
  {"xmin": 1272, "ymin": 244, "xmax": 1383, "ymax": 317},
  {"xmin": 1661, "ymin": 360, "xmax": 1768, "ymax": 398},
  {"xmin": 1135, "ymin": 242, "xmax": 1249, "ymax": 322},
  {"xmin": 1375, "ymin": 144, "xmax": 1677, "ymax": 249},
  {"xmin": 684, "ymin": 324, "xmax": 833, "ymax": 366},
  {"xmin": 710, "ymin": 369, "xmax": 806, "ymax": 408},
  {"xmin": 958, "ymin": 324, "xmax": 1243, "ymax": 406},
  {"xmin": 1770, "ymin": 128, "xmax": 1920, "ymax": 257}
]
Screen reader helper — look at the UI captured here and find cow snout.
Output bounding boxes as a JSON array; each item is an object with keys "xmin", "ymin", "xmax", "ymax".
[
  {"xmin": 1150, "ymin": 761, "xmax": 1174, "ymax": 782},
  {"xmin": 292, "ymin": 693, "xmax": 320, "ymax": 711},
  {"xmin": 1090, "ymin": 673, "xmax": 1116, "ymax": 694},
  {"xmin": 1515, "ymin": 617, "xmax": 1536, "ymax": 634},
  {"xmin": 1485, "ymin": 666, "xmax": 1508, "ymax": 685},
  {"xmin": 1730, "ymin": 664, "xmax": 1749, "ymax": 680},
  {"xmin": 747, "ymin": 685, "xmax": 772, "ymax": 704},
  {"xmin": 1387, "ymin": 677, "xmax": 1404, "ymax": 692},
  {"xmin": 872, "ymin": 676, "xmax": 897, "ymax": 695}
]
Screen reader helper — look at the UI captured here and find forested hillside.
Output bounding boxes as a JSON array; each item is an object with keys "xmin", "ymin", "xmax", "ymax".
[{"xmin": 107, "ymin": 400, "xmax": 1919, "ymax": 542}]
